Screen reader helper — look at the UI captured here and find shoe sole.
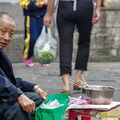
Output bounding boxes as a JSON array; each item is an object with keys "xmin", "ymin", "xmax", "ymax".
[
  {"xmin": 60, "ymin": 90, "xmax": 70, "ymax": 95},
  {"xmin": 26, "ymin": 64, "xmax": 34, "ymax": 67},
  {"xmin": 73, "ymin": 86, "xmax": 81, "ymax": 90}
]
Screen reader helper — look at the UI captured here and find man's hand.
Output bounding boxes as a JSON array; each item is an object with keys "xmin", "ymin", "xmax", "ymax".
[
  {"xmin": 44, "ymin": 13, "xmax": 52, "ymax": 27},
  {"xmin": 35, "ymin": 87, "xmax": 47, "ymax": 100},
  {"xmin": 17, "ymin": 94, "xmax": 35, "ymax": 113},
  {"xmin": 92, "ymin": 9, "xmax": 101, "ymax": 24}
]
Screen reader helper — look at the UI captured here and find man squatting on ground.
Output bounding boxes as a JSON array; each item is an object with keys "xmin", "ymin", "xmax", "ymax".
[{"xmin": 0, "ymin": 12, "xmax": 47, "ymax": 120}]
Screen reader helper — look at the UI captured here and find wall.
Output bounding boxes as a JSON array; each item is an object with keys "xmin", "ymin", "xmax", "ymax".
[
  {"xmin": 0, "ymin": 0, "xmax": 18, "ymax": 3},
  {"xmin": 0, "ymin": 1, "xmax": 120, "ymax": 63},
  {"xmin": 90, "ymin": 8, "xmax": 120, "ymax": 62}
]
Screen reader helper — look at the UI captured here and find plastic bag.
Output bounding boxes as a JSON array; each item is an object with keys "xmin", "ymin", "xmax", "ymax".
[
  {"xmin": 35, "ymin": 93, "xmax": 70, "ymax": 120},
  {"xmin": 34, "ymin": 26, "xmax": 57, "ymax": 65},
  {"xmin": 40, "ymin": 99, "xmax": 64, "ymax": 109}
]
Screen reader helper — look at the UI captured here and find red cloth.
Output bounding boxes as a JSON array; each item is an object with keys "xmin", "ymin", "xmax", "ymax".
[
  {"xmin": 81, "ymin": 116, "xmax": 91, "ymax": 120},
  {"xmin": 69, "ymin": 110, "xmax": 91, "ymax": 120}
]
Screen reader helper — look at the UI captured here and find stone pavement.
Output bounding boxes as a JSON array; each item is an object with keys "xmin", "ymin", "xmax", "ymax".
[
  {"xmin": 13, "ymin": 62, "xmax": 120, "ymax": 120},
  {"xmin": 13, "ymin": 62, "xmax": 120, "ymax": 101}
]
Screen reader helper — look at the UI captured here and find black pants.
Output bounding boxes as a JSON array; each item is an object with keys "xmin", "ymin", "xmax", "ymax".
[
  {"xmin": 57, "ymin": 0, "xmax": 93, "ymax": 75},
  {"xmin": 0, "ymin": 92, "xmax": 43, "ymax": 120}
]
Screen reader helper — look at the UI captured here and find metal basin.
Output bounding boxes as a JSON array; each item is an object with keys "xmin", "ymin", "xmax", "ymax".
[{"xmin": 81, "ymin": 85, "xmax": 115, "ymax": 105}]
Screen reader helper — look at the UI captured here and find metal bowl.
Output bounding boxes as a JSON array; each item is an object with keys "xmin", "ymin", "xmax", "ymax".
[{"xmin": 81, "ymin": 85, "xmax": 115, "ymax": 105}]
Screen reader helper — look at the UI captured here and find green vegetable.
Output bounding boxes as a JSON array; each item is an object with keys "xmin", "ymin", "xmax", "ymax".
[{"xmin": 37, "ymin": 51, "xmax": 54, "ymax": 64}]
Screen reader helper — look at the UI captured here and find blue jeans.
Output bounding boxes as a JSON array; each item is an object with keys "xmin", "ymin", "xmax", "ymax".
[
  {"xmin": 0, "ymin": 92, "xmax": 43, "ymax": 120},
  {"xmin": 57, "ymin": 0, "xmax": 93, "ymax": 75}
]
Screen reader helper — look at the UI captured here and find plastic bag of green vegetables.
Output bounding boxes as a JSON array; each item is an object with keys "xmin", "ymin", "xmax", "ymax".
[{"xmin": 34, "ymin": 26, "xmax": 57, "ymax": 65}]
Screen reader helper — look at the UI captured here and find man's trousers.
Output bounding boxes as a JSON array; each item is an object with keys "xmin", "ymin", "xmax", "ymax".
[{"xmin": 0, "ymin": 92, "xmax": 43, "ymax": 120}]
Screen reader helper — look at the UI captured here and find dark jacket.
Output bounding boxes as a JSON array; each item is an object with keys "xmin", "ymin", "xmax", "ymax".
[{"xmin": 0, "ymin": 50, "xmax": 35, "ymax": 103}]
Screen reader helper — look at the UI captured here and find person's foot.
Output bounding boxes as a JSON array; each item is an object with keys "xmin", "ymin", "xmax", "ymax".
[
  {"xmin": 23, "ymin": 58, "xmax": 34, "ymax": 67},
  {"xmin": 73, "ymin": 81, "xmax": 87, "ymax": 90},
  {"xmin": 73, "ymin": 81, "xmax": 81, "ymax": 90},
  {"xmin": 60, "ymin": 90, "xmax": 70, "ymax": 95},
  {"xmin": 73, "ymin": 81, "xmax": 91, "ymax": 90}
]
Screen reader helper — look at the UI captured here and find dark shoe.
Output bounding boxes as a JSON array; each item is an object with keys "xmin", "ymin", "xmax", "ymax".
[
  {"xmin": 73, "ymin": 82, "xmax": 81, "ymax": 90},
  {"xmin": 73, "ymin": 81, "xmax": 87, "ymax": 90},
  {"xmin": 73, "ymin": 81, "xmax": 92, "ymax": 90},
  {"xmin": 60, "ymin": 90, "xmax": 70, "ymax": 95},
  {"xmin": 73, "ymin": 86, "xmax": 81, "ymax": 90}
]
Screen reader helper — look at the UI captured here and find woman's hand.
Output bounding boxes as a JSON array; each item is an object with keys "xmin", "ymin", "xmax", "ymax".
[
  {"xmin": 44, "ymin": 13, "xmax": 52, "ymax": 27},
  {"xmin": 92, "ymin": 9, "xmax": 101, "ymax": 24}
]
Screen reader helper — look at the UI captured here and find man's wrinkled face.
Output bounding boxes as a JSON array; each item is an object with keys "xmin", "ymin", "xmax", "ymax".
[{"xmin": 0, "ymin": 15, "xmax": 15, "ymax": 50}]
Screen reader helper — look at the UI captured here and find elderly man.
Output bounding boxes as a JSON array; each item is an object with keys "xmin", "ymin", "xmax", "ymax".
[{"xmin": 0, "ymin": 12, "xmax": 47, "ymax": 120}]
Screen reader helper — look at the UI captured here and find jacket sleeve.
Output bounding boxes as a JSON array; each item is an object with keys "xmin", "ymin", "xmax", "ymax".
[
  {"xmin": 0, "ymin": 50, "xmax": 36, "ymax": 103},
  {"xmin": 0, "ymin": 74, "xmax": 19, "ymax": 103},
  {"xmin": 15, "ymin": 77, "xmax": 35, "ymax": 92},
  {"xmin": 0, "ymin": 75, "xmax": 35, "ymax": 103},
  {"xmin": 20, "ymin": 0, "xmax": 38, "ymax": 10}
]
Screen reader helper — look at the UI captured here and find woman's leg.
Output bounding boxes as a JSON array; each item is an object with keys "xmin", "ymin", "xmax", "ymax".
[
  {"xmin": 74, "ymin": 0, "xmax": 93, "ymax": 85},
  {"xmin": 75, "ymin": 70, "xmax": 84, "ymax": 83},
  {"xmin": 57, "ymin": 1, "xmax": 75, "ymax": 92},
  {"xmin": 61, "ymin": 73, "xmax": 70, "ymax": 91},
  {"xmin": 57, "ymin": 23, "xmax": 74, "ymax": 93}
]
